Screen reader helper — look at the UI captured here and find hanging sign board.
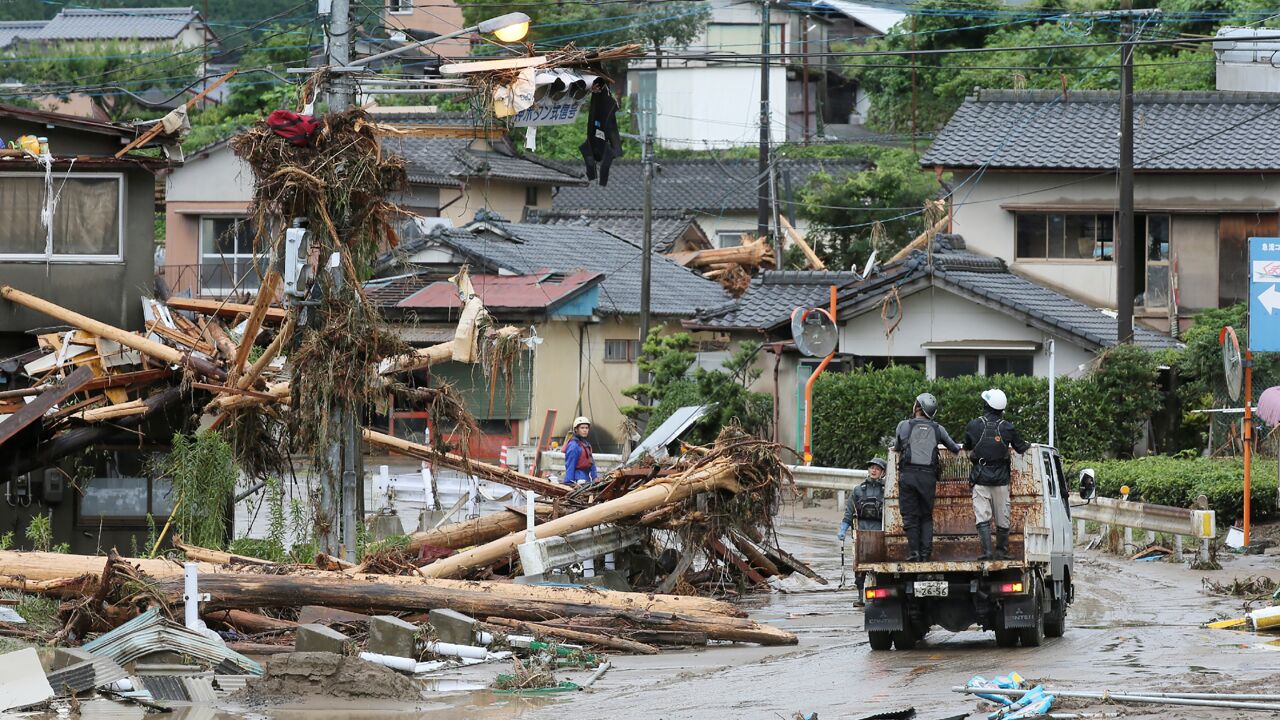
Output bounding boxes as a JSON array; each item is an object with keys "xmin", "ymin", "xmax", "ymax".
[
  {"xmin": 512, "ymin": 100, "xmax": 582, "ymax": 127},
  {"xmin": 1248, "ymin": 237, "xmax": 1280, "ymax": 352}
]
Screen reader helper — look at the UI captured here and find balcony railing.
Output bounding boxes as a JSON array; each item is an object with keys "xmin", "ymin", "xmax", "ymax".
[{"xmin": 157, "ymin": 263, "xmax": 267, "ymax": 301}]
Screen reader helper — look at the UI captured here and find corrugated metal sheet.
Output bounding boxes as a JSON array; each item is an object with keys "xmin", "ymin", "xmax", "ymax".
[
  {"xmin": 46, "ymin": 655, "xmax": 128, "ymax": 696},
  {"xmin": 81, "ymin": 609, "xmax": 262, "ymax": 676}
]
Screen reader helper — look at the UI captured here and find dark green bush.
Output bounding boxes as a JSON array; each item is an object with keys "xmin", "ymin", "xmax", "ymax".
[
  {"xmin": 811, "ymin": 345, "xmax": 1162, "ymax": 467},
  {"xmin": 1080, "ymin": 456, "xmax": 1277, "ymax": 526}
]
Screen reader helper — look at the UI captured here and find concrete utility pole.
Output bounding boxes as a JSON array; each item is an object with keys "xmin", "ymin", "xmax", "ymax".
[
  {"xmin": 640, "ymin": 133, "xmax": 654, "ymax": 356},
  {"xmin": 757, "ymin": 0, "xmax": 772, "ymax": 240},
  {"xmin": 324, "ymin": 0, "xmax": 359, "ymax": 561},
  {"xmin": 1116, "ymin": 0, "xmax": 1135, "ymax": 345}
]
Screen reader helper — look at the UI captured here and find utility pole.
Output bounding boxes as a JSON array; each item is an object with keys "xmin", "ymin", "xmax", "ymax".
[
  {"xmin": 640, "ymin": 133, "xmax": 654, "ymax": 359},
  {"xmin": 757, "ymin": 0, "xmax": 771, "ymax": 240},
  {"xmin": 1117, "ymin": 0, "xmax": 1135, "ymax": 345},
  {"xmin": 324, "ymin": 0, "xmax": 358, "ymax": 562},
  {"xmin": 801, "ymin": 14, "xmax": 810, "ymax": 146}
]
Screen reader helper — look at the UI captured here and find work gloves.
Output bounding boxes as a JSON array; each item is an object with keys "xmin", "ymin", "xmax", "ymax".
[{"xmin": 837, "ymin": 522, "xmax": 851, "ymax": 541}]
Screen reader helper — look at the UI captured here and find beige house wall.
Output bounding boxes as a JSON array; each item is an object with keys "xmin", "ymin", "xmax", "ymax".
[
  {"xmin": 385, "ymin": 0, "xmax": 470, "ymax": 58},
  {"xmin": 441, "ymin": 179, "xmax": 550, "ymax": 227}
]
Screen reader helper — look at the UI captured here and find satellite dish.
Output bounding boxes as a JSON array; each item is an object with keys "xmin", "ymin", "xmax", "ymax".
[
  {"xmin": 1222, "ymin": 326, "xmax": 1243, "ymax": 402},
  {"xmin": 791, "ymin": 306, "xmax": 837, "ymax": 358}
]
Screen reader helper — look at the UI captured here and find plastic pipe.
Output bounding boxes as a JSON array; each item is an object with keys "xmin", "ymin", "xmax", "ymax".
[
  {"xmin": 359, "ymin": 652, "xmax": 449, "ymax": 675},
  {"xmin": 955, "ymin": 687, "xmax": 1280, "ymax": 712},
  {"xmin": 422, "ymin": 640, "xmax": 488, "ymax": 660},
  {"xmin": 183, "ymin": 562, "xmax": 199, "ymax": 631}
]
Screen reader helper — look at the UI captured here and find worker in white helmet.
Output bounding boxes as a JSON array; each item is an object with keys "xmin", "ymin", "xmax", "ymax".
[
  {"xmin": 963, "ymin": 389, "xmax": 1030, "ymax": 560},
  {"xmin": 562, "ymin": 416, "xmax": 598, "ymax": 484}
]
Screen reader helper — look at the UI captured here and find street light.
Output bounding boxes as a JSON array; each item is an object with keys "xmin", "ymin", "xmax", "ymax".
[{"xmin": 350, "ymin": 12, "xmax": 532, "ymax": 68}]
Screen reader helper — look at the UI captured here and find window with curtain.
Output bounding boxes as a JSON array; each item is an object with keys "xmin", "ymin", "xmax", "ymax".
[
  {"xmin": 1014, "ymin": 212, "xmax": 1113, "ymax": 260},
  {"xmin": 0, "ymin": 174, "xmax": 122, "ymax": 260},
  {"xmin": 707, "ymin": 23, "xmax": 782, "ymax": 54}
]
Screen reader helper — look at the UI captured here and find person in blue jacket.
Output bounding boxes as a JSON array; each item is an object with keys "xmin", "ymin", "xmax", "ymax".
[{"xmin": 562, "ymin": 416, "xmax": 598, "ymax": 484}]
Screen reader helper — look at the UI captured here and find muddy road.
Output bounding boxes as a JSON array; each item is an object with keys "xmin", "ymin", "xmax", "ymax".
[{"xmin": 64, "ymin": 500, "xmax": 1280, "ymax": 720}]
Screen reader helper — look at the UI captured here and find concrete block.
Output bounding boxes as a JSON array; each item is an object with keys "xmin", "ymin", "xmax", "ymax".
[
  {"xmin": 428, "ymin": 609, "xmax": 477, "ymax": 646},
  {"xmin": 294, "ymin": 624, "xmax": 350, "ymax": 655},
  {"xmin": 367, "ymin": 615, "xmax": 418, "ymax": 658},
  {"xmin": 298, "ymin": 606, "xmax": 369, "ymax": 625},
  {"xmin": 418, "ymin": 509, "xmax": 448, "ymax": 533},
  {"xmin": 368, "ymin": 513, "xmax": 404, "ymax": 542}
]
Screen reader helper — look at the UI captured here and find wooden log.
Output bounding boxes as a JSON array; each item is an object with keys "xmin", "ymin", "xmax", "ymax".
[
  {"xmin": 0, "ymin": 286, "xmax": 226, "ymax": 381},
  {"xmin": 204, "ymin": 608, "xmax": 297, "ymax": 633},
  {"xmin": 146, "ymin": 573, "xmax": 795, "ymax": 646},
  {"xmin": 362, "ymin": 429, "xmax": 569, "ymax": 498},
  {"xmin": 0, "ymin": 573, "xmax": 96, "ymax": 599},
  {"xmin": 228, "ymin": 272, "xmax": 282, "ymax": 385},
  {"xmin": 0, "ymin": 365, "xmax": 92, "ymax": 446},
  {"xmin": 418, "ymin": 460, "xmax": 743, "ymax": 579},
  {"xmin": 72, "ymin": 399, "xmax": 149, "ymax": 423},
  {"xmin": 174, "ymin": 539, "xmax": 276, "ymax": 567},
  {"xmin": 672, "ymin": 238, "xmax": 773, "ymax": 270},
  {"xmin": 888, "ymin": 201, "xmax": 950, "ymax": 263},
  {"xmin": 728, "ymin": 530, "xmax": 782, "ymax": 577},
  {"xmin": 706, "ymin": 536, "xmax": 768, "ymax": 585},
  {"xmin": 397, "ymin": 506, "xmax": 553, "ymax": 556},
  {"xmin": 779, "ymin": 215, "xmax": 825, "ymax": 271},
  {"xmin": 380, "ymin": 340, "xmax": 454, "ymax": 375},
  {"xmin": 202, "ymin": 319, "xmax": 239, "ymax": 362},
  {"xmin": 485, "ymin": 616, "xmax": 659, "ymax": 655},
  {"xmin": 209, "ymin": 380, "xmax": 290, "ymax": 412},
  {"xmin": 163, "ymin": 296, "xmax": 287, "ymax": 323},
  {"xmin": 236, "ymin": 311, "xmax": 294, "ymax": 391},
  {"xmin": 146, "ymin": 322, "xmax": 216, "ymax": 356},
  {"xmin": 0, "ymin": 550, "xmax": 739, "ymax": 619}
]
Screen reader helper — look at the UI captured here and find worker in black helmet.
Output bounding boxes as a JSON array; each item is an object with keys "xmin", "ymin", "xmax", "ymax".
[{"xmin": 894, "ymin": 393, "xmax": 961, "ymax": 561}]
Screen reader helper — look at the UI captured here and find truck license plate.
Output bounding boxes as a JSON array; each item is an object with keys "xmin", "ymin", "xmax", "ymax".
[{"xmin": 914, "ymin": 581, "xmax": 948, "ymax": 597}]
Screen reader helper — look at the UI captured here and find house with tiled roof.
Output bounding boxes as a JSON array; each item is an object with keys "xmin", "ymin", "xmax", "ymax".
[
  {"xmin": 523, "ymin": 208, "xmax": 712, "ymax": 254},
  {"xmin": 370, "ymin": 216, "xmax": 730, "ymax": 454},
  {"xmin": 161, "ymin": 130, "xmax": 583, "ymax": 299},
  {"xmin": 553, "ymin": 157, "xmax": 869, "ymax": 248},
  {"xmin": 5, "ymin": 7, "xmax": 214, "ymax": 49},
  {"xmin": 923, "ymin": 89, "xmax": 1280, "ymax": 333}
]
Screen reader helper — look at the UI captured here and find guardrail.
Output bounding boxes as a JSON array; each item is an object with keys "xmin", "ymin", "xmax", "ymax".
[{"xmin": 1070, "ymin": 493, "xmax": 1214, "ymax": 563}]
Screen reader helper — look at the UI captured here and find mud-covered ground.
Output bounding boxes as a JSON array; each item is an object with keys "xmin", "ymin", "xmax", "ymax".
[{"xmin": 60, "ymin": 499, "xmax": 1280, "ymax": 720}]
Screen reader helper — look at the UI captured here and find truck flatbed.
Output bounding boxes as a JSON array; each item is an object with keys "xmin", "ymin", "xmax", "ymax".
[{"xmin": 858, "ymin": 559, "xmax": 1024, "ymax": 574}]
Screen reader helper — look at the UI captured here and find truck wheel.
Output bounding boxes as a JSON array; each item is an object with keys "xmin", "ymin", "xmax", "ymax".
[
  {"xmin": 1045, "ymin": 600, "xmax": 1066, "ymax": 638},
  {"xmin": 1020, "ymin": 606, "xmax": 1045, "ymax": 647},
  {"xmin": 868, "ymin": 631, "xmax": 893, "ymax": 651},
  {"xmin": 994, "ymin": 628, "xmax": 1019, "ymax": 648}
]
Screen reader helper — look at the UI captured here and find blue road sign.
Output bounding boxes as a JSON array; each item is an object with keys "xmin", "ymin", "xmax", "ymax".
[{"xmin": 1249, "ymin": 237, "xmax": 1280, "ymax": 351}]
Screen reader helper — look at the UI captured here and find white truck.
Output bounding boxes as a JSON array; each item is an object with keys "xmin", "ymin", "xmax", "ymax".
[{"xmin": 856, "ymin": 444, "xmax": 1091, "ymax": 650}]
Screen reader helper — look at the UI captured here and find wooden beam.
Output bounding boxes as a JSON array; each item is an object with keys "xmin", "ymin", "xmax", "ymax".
[
  {"xmin": 375, "ymin": 125, "xmax": 505, "ymax": 140},
  {"xmin": 362, "ymin": 429, "xmax": 569, "ymax": 499},
  {"xmin": 440, "ymin": 56, "xmax": 547, "ymax": 75},
  {"xmin": 115, "ymin": 70, "xmax": 237, "ymax": 158},
  {"xmin": 779, "ymin": 215, "xmax": 825, "ymax": 271},
  {"xmin": 0, "ymin": 365, "xmax": 92, "ymax": 447},
  {"xmin": 163, "ymin": 297, "xmax": 287, "ymax": 323},
  {"xmin": 228, "ymin": 272, "xmax": 281, "ymax": 385}
]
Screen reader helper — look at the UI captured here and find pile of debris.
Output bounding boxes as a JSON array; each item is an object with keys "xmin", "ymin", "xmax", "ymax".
[{"xmin": 671, "ymin": 235, "xmax": 777, "ymax": 296}]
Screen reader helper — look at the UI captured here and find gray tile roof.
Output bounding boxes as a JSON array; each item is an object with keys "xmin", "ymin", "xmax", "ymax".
[
  {"xmin": 32, "ymin": 7, "xmax": 201, "ymax": 41},
  {"xmin": 525, "ymin": 208, "xmax": 707, "ymax": 253},
  {"xmin": 0, "ymin": 20, "xmax": 46, "ymax": 48},
  {"xmin": 383, "ymin": 136, "xmax": 585, "ymax": 188},
  {"xmin": 552, "ymin": 157, "xmax": 871, "ymax": 213},
  {"xmin": 421, "ymin": 220, "xmax": 730, "ymax": 317},
  {"xmin": 689, "ymin": 271, "xmax": 863, "ymax": 330},
  {"xmin": 922, "ymin": 89, "xmax": 1280, "ymax": 172},
  {"xmin": 834, "ymin": 238, "xmax": 1181, "ymax": 351}
]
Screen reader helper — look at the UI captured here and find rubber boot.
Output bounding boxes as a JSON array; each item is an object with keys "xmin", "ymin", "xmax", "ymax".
[
  {"xmin": 904, "ymin": 522, "xmax": 920, "ymax": 561},
  {"xmin": 976, "ymin": 521, "xmax": 993, "ymax": 561},
  {"xmin": 995, "ymin": 526, "xmax": 1011, "ymax": 560}
]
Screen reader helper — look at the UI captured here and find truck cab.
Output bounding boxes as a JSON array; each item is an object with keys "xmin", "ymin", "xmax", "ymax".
[{"xmin": 855, "ymin": 444, "xmax": 1075, "ymax": 650}]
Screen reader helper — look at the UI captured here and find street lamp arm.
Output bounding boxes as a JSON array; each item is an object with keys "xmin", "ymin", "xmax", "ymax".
[{"xmin": 349, "ymin": 12, "xmax": 530, "ymax": 68}]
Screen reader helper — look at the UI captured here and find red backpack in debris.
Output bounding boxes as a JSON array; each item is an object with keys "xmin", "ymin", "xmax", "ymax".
[{"xmin": 266, "ymin": 110, "xmax": 318, "ymax": 147}]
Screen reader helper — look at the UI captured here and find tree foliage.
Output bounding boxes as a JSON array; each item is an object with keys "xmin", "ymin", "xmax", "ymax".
[
  {"xmin": 795, "ymin": 145, "xmax": 940, "ymax": 270},
  {"xmin": 848, "ymin": 0, "xmax": 1216, "ymax": 134},
  {"xmin": 622, "ymin": 331, "xmax": 772, "ymax": 444}
]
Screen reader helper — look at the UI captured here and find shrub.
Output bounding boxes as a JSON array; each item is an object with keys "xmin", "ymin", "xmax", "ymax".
[
  {"xmin": 810, "ymin": 346, "xmax": 1163, "ymax": 467},
  {"xmin": 1079, "ymin": 456, "xmax": 1277, "ymax": 526}
]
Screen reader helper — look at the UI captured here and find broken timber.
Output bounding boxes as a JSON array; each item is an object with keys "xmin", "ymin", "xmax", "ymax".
[
  {"xmin": 0, "ymin": 365, "xmax": 92, "ymax": 447},
  {"xmin": 362, "ymin": 429, "xmax": 569, "ymax": 498}
]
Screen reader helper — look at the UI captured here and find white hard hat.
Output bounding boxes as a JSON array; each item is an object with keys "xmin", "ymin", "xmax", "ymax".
[
  {"xmin": 982, "ymin": 388, "xmax": 1008, "ymax": 411},
  {"xmin": 573, "ymin": 416, "xmax": 592, "ymax": 428}
]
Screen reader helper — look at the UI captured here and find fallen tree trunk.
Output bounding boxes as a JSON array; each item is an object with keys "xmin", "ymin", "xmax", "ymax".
[
  {"xmin": 148, "ymin": 573, "xmax": 795, "ymax": 645},
  {"xmin": 380, "ymin": 340, "xmax": 454, "ymax": 376},
  {"xmin": 405, "ymin": 505, "xmax": 554, "ymax": 552},
  {"xmin": 0, "ymin": 550, "xmax": 738, "ymax": 619},
  {"xmin": 484, "ymin": 616, "xmax": 659, "ymax": 655},
  {"xmin": 418, "ymin": 460, "xmax": 743, "ymax": 579},
  {"xmin": 362, "ymin": 429, "xmax": 569, "ymax": 499},
  {"xmin": 174, "ymin": 540, "xmax": 276, "ymax": 567},
  {"xmin": 204, "ymin": 608, "xmax": 297, "ymax": 633}
]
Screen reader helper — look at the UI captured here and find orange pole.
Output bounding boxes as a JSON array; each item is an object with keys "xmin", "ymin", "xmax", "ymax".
[
  {"xmin": 801, "ymin": 286, "xmax": 838, "ymax": 465},
  {"xmin": 1244, "ymin": 350, "xmax": 1253, "ymax": 546}
]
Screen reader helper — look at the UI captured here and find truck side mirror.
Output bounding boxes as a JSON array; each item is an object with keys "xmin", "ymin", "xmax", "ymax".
[{"xmin": 1078, "ymin": 469, "xmax": 1096, "ymax": 500}]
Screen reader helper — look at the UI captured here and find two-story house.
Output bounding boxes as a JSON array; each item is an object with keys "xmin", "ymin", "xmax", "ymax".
[{"xmin": 922, "ymin": 89, "xmax": 1280, "ymax": 331}]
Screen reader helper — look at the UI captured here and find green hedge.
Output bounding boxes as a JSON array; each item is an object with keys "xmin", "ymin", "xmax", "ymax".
[
  {"xmin": 810, "ymin": 345, "xmax": 1161, "ymax": 467},
  {"xmin": 1080, "ymin": 456, "xmax": 1278, "ymax": 526}
]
